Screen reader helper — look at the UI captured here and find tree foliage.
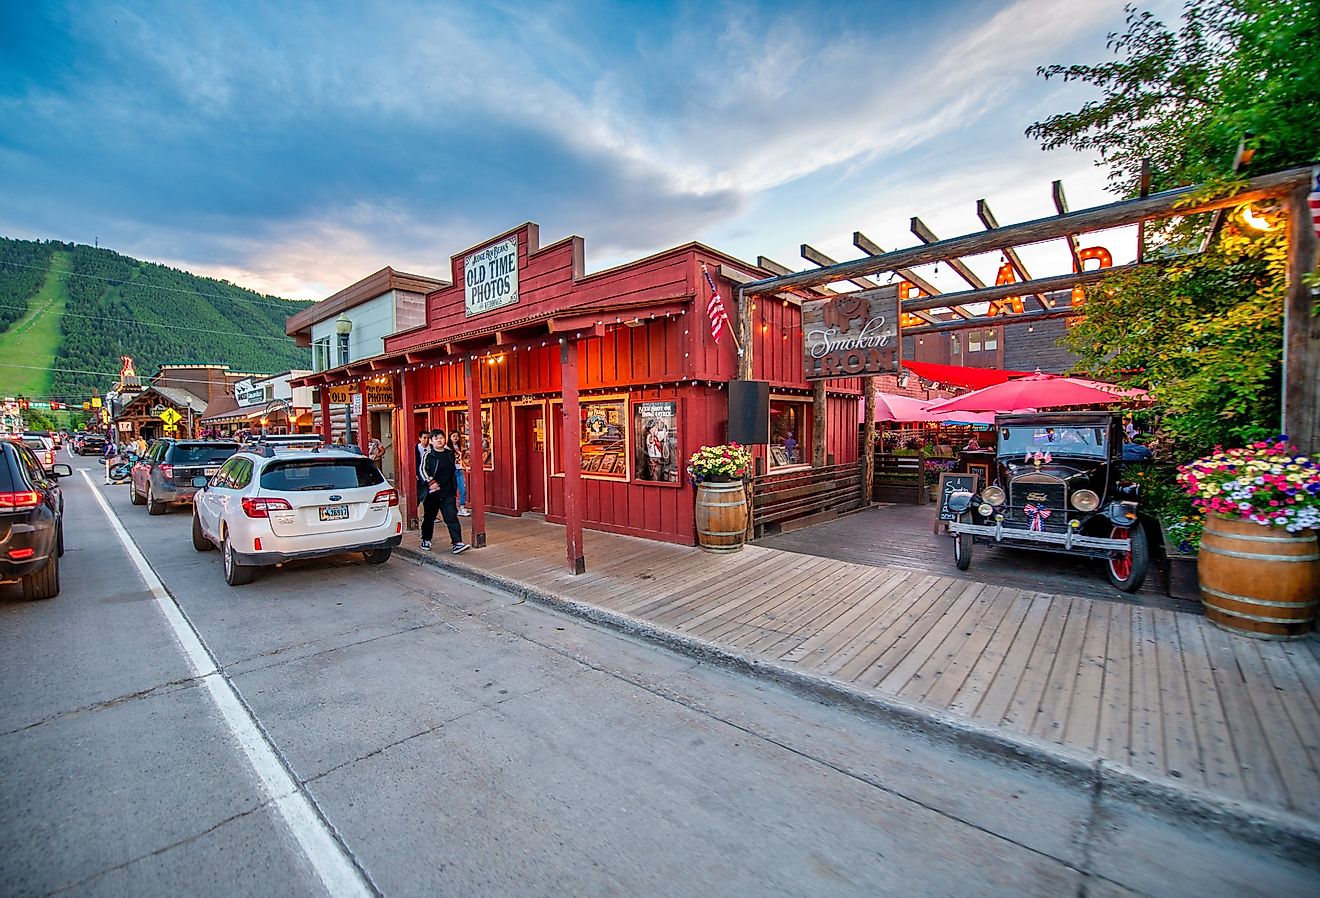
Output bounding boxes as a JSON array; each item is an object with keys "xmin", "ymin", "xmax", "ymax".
[{"xmin": 1027, "ymin": 0, "xmax": 1319, "ymax": 456}]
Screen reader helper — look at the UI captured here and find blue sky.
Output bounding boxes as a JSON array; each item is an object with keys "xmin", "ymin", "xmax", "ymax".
[{"xmin": 0, "ymin": 0, "xmax": 1169, "ymax": 302}]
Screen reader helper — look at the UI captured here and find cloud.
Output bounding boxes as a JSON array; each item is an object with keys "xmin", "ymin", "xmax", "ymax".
[{"xmin": 0, "ymin": 0, "xmax": 1135, "ymax": 299}]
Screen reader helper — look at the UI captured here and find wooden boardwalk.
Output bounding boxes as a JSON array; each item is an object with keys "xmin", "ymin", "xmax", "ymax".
[{"xmin": 402, "ymin": 514, "xmax": 1320, "ymax": 822}]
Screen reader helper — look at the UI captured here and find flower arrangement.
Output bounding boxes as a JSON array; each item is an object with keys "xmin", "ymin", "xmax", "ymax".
[
  {"xmin": 923, "ymin": 457, "xmax": 956, "ymax": 485},
  {"xmin": 1163, "ymin": 515, "xmax": 1204, "ymax": 555},
  {"xmin": 687, "ymin": 442, "xmax": 753, "ymax": 485},
  {"xmin": 1177, "ymin": 436, "xmax": 1320, "ymax": 533}
]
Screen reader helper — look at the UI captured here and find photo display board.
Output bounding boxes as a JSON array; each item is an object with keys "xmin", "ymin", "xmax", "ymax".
[
  {"xmin": 634, "ymin": 400, "xmax": 679, "ymax": 484},
  {"xmin": 801, "ymin": 286, "xmax": 900, "ymax": 381},
  {"xmin": 579, "ymin": 398, "xmax": 628, "ymax": 479},
  {"xmin": 448, "ymin": 407, "xmax": 494, "ymax": 470}
]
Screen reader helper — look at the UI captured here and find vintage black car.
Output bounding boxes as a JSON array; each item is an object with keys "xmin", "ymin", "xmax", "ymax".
[{"xmin": 946, "ymin": 411, "xmax": 1148, "ymax": 591}]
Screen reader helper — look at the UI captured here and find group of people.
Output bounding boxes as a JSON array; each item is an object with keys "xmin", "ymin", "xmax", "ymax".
[{"xmin": 414, "ymin": 429, "xmax": 472, "ymax": 554}]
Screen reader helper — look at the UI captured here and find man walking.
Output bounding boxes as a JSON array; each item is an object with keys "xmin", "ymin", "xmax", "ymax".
[
  {"xmin": 418, "ymin": 428, "xmax": 468, "ymax": 554},
  {"xmin": 413, "ymin": 430, "xmax": 431, "ymax": 528}
]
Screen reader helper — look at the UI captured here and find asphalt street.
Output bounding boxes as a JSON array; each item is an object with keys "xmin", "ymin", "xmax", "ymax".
[{"xmin": 1, "ymin": 453, "xmax": 1316, "ymax": 897}]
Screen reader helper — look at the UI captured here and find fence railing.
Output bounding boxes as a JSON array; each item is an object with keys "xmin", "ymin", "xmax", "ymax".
[{"xmin": 751, "ymin": 462, "xmax": 865, "ymax": 538}]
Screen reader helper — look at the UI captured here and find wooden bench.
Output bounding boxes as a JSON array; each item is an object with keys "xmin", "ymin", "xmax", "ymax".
[{"xmin": 752, "ymin": 462, "xmax": 865, "ymax": 539}]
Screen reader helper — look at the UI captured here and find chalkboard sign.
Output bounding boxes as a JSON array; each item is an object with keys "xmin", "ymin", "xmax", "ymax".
[{"xmin": 937, "ymin": 472, "xmax": 980, "ymax": 522}]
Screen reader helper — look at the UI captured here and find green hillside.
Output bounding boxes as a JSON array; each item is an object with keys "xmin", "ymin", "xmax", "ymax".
[{"xmin": 0, "ymin": 238, "xmax": 314, "ymax": 404}]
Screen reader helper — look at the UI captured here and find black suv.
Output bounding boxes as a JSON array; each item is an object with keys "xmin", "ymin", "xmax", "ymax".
[
  {"xmin": 946, "ymin": 411, "xmax": 1148, "ymax": 591},
  {"xmin": 1, "ymin": 438, "xmax": 72, "ymax": 599},
  {"xmin": 131, "ymin": 439, "xmax": 238, "ymax": 514},
  {"xmin": 79, "ymin": 433, "xmax": 106, "ymax": 456}
]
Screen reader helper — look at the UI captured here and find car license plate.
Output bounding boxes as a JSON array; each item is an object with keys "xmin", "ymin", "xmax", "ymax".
[
  {"xmin": 319, "ymin": 504, "xmax": 349, "ymax": 521},
  {"xmin": 204, "ymin": 467, "xmax": 219, "ymax": 476}
]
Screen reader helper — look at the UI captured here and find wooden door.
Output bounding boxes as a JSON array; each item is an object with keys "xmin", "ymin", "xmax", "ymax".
[{"xmin": 515, "ymin": 405, "xmax": 546, "ymax": 513}]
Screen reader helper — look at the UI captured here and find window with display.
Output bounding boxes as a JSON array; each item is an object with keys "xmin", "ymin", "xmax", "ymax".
[
  {"xmin": 447, "ymin": 406, "xmax": 493, "ymax": 470},
  {"xmin": 633, "ymin": 399, "xmax": 679, "ymax": 485},
  {"xmin": 550, "ymin": 397, "xmax": 629, "ymax": 479},
  {"xmin": 768, "ymin": 398, "xmax": 810, "ymax": 469}
]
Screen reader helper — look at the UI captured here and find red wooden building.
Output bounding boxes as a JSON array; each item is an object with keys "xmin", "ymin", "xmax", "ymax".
[{"xmin": 294, "ymin": 224, "xmax": 862, "ymax": 570}]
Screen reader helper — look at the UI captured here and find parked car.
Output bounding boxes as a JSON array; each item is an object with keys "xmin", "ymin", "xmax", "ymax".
[
  {"xmin": 79, "ymin": 433, "xmax": 106, "ymax": 456},
  {"xmin": 19, "ymin": 435, "xmax": 57, "ymax": 472},
  {"xmin": 946, "ymin": 411, "xmax": 1148, "ymax": 591},
  {"xmin": 131, "ymin": 439, "xmax": 239, "ymax": 515},
  {"xmin": 0, "ymin": 437, "xmax": 72, "ymax": 599},
  {"xmin": 192, "ymin": 445, "xmax": 402, "ymax": 586}
]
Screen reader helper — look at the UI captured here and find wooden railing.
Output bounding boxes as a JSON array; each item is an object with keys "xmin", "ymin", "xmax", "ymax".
[
  {"xmin": 871, "ymin": 452, "xmax": 932, "ymax": 504},
  {"xmin": 751, "ymin": 462, "xmax": 865, "ymax": 538}
]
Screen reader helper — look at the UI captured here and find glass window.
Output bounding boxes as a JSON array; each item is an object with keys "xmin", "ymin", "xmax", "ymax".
[
  {"xmin": 578, "ymin": 398, "xmax": 628, "ymax": 478},
  {"xmin": 769, "ymin": 399, "xmax": 808, "ymax": 468},
  {"xmin": 983, "ymin": 328, "xmax": 999, "ymax": 351},
  {"xmin": 214, "ymin": 457, "xmax": 243, "ymax": 488},
  {"xmin": 171, "ymin": 443, "xmax": 238, "ymax": 465},
  {"xmin": 447, "ymin": 407, "xmax": 493, "ymax": 470},
  {"xmin": 259, "ymin": 458, "xmax": 383, "ymax": 491},
  {"xmin": 634, "ymin": 400, "xmax": 679, "ymax": 484},
  {"xmin": 998, "ymin": 425, "xmax": 1107, "ymax": 458},
  {"xmin": 968, "ymin": 331, "xmax": 982, "ymax": 352}
]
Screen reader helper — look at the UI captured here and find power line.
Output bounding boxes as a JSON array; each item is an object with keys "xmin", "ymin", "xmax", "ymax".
[
  {"xmin": 0, "ymin": 259, "xmax": 317, "ymax": 311},
  {"xmin": 0, "ymin": 362, "xmax": 309, "ymax": 396}
]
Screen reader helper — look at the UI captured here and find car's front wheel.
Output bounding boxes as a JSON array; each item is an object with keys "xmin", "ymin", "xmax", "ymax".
[
  {"xmin": 22, "ymin": 553, "xmax": 59, "ymax": 600},
  {"xmin": 1107, "ymin": 523, "xmax": 1149, "ymax": 592},
  {"xmin": 222, "ymin": 535, "xmax": 256, "ymax": 586},
  {"xmin": 192, "ymin": 510, "xmax": 214, "ymax": 552},
  {"xmin": 363, "ymin": 548, "xmax": 392, "ymax": 565},
  {"xmin": 953, "ymin": 516, "xmax": 973, "ymax": 571}
]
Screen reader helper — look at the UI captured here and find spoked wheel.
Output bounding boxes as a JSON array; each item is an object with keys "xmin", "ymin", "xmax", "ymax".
[
  {"xmin": 953, "ymin": 515, "xmax": 973, "ymax": 571},
  {"xmin": 222, "ymin": 535, "xmax": 256, "ymax": 586},
  {"xmin": 1107, "ymin": 523, "xmax": 1149, "ymax": 592}
]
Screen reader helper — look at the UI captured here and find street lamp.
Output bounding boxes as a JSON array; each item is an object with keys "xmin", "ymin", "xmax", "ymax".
[{"xmin": 335, "ymin": 313, "xmax": 352, "ymax": 366}]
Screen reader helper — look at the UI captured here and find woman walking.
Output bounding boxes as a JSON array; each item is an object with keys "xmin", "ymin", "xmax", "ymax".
[{"xmin": 448, "ymin": 431, "xmax": 470, "ymax": 516}]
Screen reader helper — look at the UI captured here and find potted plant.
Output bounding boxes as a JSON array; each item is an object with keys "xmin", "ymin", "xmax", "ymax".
[
  {"xmin": 1177, "ymin": 437, "xmax": 1320, "ymax": 638},
  {"xmin": 1159, "ymin": 514, "xmax": 1202, "ymax": 601},
  {"xmin": 688, "ymin": 443, "xmax": 753, "ymax": 552}
]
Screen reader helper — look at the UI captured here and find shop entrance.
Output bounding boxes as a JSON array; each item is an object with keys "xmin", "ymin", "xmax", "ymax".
[
  {"xmin": 515, "ymin": 404, "xmax": 546, "ymax": 513},
  {"xmin": 372, "ymin": 410, "xmax": 394, "ymax": 481}
]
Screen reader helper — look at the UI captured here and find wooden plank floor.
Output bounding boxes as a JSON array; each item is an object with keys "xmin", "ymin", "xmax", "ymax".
[{"xmin": 402, "ymin": 514, "xmax": 1320, "ymax": 821}]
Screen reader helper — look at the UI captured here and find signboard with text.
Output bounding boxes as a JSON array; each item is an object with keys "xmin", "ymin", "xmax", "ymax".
[
  {"xmin": 234, "ymin": 378, "xmax": 264, "ymax": 406},
  {"xmin": 327, "ymin": 381, "xmax": 395, "ymax": 406},
  {"xmin": 801, "ymin": 287, "xmax": 900, "ymax": 381},
  {"xmin": 464, "ymin": 236, "xmax": 519, "ymax": 317}
]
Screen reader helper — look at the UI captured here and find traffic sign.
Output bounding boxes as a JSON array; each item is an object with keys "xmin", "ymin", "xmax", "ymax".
[
  {"xmin": 159, "ymin": 407, "xmax": 182, "ymax": 425},
  {"xmin": 163, "ymin": 424, "xmax": 178, "ymax": 433}
]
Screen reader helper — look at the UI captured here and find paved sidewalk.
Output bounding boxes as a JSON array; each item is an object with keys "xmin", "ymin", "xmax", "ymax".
[{"xmin": 398, "ymin": 514, "xmax": 1320, "ymax": 830}]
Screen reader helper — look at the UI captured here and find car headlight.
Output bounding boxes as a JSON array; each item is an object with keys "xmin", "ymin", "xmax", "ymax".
[
  {"xmin": 1071, "ymin": 489, "xmax": 1100, "ymax": 512},
  {"xmin": 978, "ymin": 503, "xmax": 994, "ymax": 516},
  {"xmin": 981, "ymin": 485, "xmax": 1006, "ymax": 506}
]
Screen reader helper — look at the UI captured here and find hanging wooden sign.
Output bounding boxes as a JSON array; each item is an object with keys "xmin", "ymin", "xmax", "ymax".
[{"xmin": 801, "ymin": 287, "xmax": 900, "ymax": 380}]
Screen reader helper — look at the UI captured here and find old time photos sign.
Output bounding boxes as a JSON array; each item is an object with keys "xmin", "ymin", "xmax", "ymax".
[
  {"xmin": 801, "ymin": 287, "xmax": 900, "ymax": 380},
  {"xmin": 464, "ymin": 236, "xmax": 520, "ymax": 316}
]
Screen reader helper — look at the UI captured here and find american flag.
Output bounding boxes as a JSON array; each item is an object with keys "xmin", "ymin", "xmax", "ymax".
[
  {"xmin": 701, "ymin": 263, "xmax": 731, "ymax": 343},
  {"xmin": 1309, "ymin": 166, "xmax": 1320, "ymax": 239}
]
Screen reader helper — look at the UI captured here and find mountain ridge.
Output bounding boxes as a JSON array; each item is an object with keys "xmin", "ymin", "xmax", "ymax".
[{"xmin": 0, "ymin": 236, "xmax": 313, "ymax": 402}]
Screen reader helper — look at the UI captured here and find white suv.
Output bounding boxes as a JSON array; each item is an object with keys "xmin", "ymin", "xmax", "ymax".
[{"xmin": 191, "ymin": 445, "xmax": 402, "ymax": 586}]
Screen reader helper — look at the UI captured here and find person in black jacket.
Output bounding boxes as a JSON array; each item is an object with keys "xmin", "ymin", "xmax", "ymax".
[
  {"xmin": 414, "ymin": 430, "xmax": 431, "ymax": 526},
  {"xmin": 419, "ymin": 428, "xmax": 468, "ymax": 553}
]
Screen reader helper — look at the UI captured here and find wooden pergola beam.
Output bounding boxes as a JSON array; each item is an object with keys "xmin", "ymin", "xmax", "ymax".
[
  {"xmin": 800, "ymin": 244, "xmax": 880, "ymax": 290},
  {"xmin": 1052, "ymin": 179, "xmax": 1084, "ymax": 272},
  {"xmin": 742, "ymin": 167, "xmax": 1310, "ymax": 296},
  {"xmin": 910, "ymin": 217, "xmax": 986, "ymax": 289},
  {"xmin": 878, "ymin": 263, "xmax": 1130, "ymax": 315},
  {"xmin": 977, "ymin": 198, "xmax": 1048, "ymax": 311},
  {"xmin": 853, "ymin": 232, "xmax": 939, "ymax": 296}
]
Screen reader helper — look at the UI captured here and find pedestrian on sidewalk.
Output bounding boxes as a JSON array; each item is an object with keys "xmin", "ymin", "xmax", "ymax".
[
  {"xmin": 448, "ymin": 431, "xmax": 471, "ymax": 516},
  {"xmin": 418, "ymin": 428, "xmax": 468, "ymax": 554},
  {"xmin": 413, "ymin": 430, "xmax": 431, "ymax": 527},
  {"xmin": 102, "ymin": 436, "xmax": 118, "ymax": 484}
]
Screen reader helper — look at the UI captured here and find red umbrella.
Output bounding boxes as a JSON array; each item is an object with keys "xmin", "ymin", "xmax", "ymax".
[
  {"xmin": 858, "ymin": 393, "xmax": 998, "ymax": 424},
  {"xmin": 925, "ymin": 373, "xmax": 1150, "ymax": 414}
]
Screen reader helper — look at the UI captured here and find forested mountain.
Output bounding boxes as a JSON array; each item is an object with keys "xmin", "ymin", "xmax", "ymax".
[{"xmin": 0, "ymin": 237, "xmax": 313, "ymax": 401}]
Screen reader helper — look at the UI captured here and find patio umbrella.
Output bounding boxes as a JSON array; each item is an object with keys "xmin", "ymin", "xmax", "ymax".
[
  {"xmin": 924, "ymin": 372, "xmax": 1150, "ymax": 414},
  {"xmin": 860, "ymin": 392, "xmax": 999, "ymax": 425}
]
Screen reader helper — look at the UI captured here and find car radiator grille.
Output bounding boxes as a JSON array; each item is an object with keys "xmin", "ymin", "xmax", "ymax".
[{"xmin": 1009, "ymin": 474, "xmax": 1068, "ymax": 533}]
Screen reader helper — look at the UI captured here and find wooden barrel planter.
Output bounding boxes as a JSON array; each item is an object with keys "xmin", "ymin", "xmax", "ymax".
[
  {"xmin": 695, "ymin": 480, "xmax": 747, "ymax": 553},
  {"xmin": 1198, "ymin": 516, "xmax": 1320, "ymax": 639}
]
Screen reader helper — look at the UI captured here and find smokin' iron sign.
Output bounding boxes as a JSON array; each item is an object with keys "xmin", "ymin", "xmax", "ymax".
[{"xmin": 801, "ymin": 288, "xmax": 900, "ymax": 380}]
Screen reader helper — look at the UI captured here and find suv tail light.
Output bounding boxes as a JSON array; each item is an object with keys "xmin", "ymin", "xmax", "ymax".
[
  {"xmin": 0, "ymin": 491, "xmax": 43, "ymax": 509},
  {"xmin": 241, "ymin": 497, "xmax": 293, "ymax": 518},
  {"xmin": 45, "ymin": 451, "xmax": 55, "ymax": 467},
  {"xmin": 160, "ymin": 463, "xmax": 174, "ymax": 479},
  {"xmin": 372, "ymin": 489, "xmax": 399, "ymax": 507}
]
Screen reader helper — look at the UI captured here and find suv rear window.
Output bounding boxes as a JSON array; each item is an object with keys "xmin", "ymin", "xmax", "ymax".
[
  {"xmin": 259, "ymin": 459, "xmax": 385, "ymax": 491},
  {"xmin": 21, "ymin": 438, "xmax": 48, "ymax": 451},
  {"xmin": 171, "ymin": 443, "xmax": 238, "ymax": 465}
]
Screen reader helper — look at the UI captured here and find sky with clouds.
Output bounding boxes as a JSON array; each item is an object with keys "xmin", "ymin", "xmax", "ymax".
[{"xmin": 0, "ymin": 0, "xmax": 1176, "ymax": 302}]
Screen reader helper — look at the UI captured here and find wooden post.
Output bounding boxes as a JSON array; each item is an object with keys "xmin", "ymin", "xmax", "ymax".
[
  {"xmin": 1284, "ymin": 182, "xmax": 1320, "ymax": 454},
  {"xmin": 400, "ymin": 372, "xmax": 417, "ymax": 525},
  {"xmin": 862, "ymin": 375, "xmax": 876, "ymax": 506},
  {"xmin": 463, "ymin": 358, "xmax": 487, "ymax": 549},
  {"xmin": 812, "ymin": 381, "xmax": 827, "ymax": 467},
  {"xmin": 319, "ymin": 389, "xmax": 331, "ymax": 443},
  {"xmin": 356, "ymin": 387, "xmax": 370, "ymax": 456},
  {"xmin": 560, "ymin": 340, "xmax": 586, "ymax": 574},
  {"xmin": 735, "ymin": 285, "xmax": 753, "ymax": 380}
]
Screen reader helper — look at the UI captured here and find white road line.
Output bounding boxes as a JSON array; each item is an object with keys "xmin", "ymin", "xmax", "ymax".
[{"xmin": 80, "ymin": 471, "xmax": 375, "ymax": 898}]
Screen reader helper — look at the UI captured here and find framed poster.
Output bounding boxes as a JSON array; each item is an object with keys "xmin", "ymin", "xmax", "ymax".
[
  {"xmin": 633, "ymin": 399, "xmax": 679, "ymax": 485},
  {"xmin": 578, "ymin": 396, "xmax": 628, "ymax": 480}
]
